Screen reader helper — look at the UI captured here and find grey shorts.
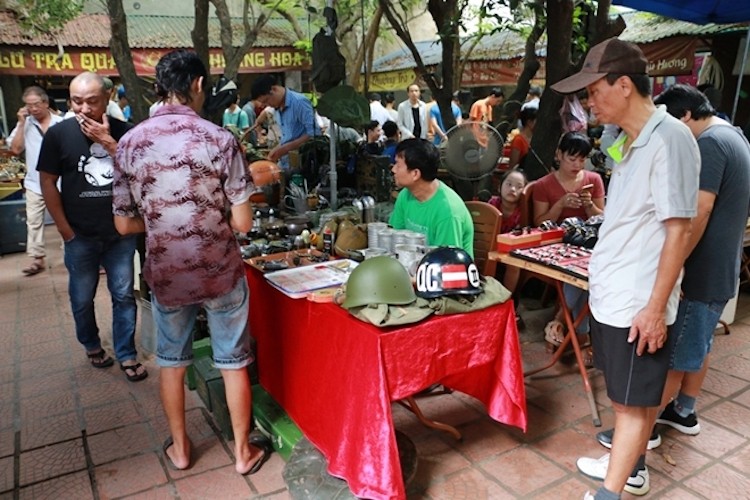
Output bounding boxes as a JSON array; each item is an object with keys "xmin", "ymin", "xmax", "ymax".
[{"xmin": 591, "ymin": 316, "xmax": 676, "ymax": 407}]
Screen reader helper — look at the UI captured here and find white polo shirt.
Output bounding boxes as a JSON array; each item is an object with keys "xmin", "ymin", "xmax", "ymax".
[
  {"xmin": 589, "ymin": 105, "xmax": 699, "ymax": 328},
  {"xmin": 7, "ymin": 111, "xmax": 64, "ymax": 195}
]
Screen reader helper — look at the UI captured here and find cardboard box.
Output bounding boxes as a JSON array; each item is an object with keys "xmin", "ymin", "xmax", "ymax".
[
  {"xmin": 252, "ymin": 385, "xmax": 303, "ymax": 461},
  {"xmin": 496, "ymin": 228, "xmax": 565, "ymax": 253}
]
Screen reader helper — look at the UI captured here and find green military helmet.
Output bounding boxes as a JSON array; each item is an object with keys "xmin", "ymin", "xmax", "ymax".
[{"xmin": 341, "ymin": 256, "xmax": 416, "ymax": 309}]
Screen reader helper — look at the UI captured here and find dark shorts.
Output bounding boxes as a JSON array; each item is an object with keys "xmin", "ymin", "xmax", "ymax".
[{"xmin": 591, "ymin": 316, "xmax": 676, "ymax": 407}]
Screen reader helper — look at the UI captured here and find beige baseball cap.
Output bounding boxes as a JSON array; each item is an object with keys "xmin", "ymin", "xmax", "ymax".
[{"xmin": 551, "ymin": 38, "xmax": 648, "ymax": 94}]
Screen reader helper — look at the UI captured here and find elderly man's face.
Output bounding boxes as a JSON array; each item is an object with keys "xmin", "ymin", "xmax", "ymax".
[
  {"xmin": 586, "ymin": 76, "xmax": 629, "ymax": 126},
  {"xmin": 23, "ymin": 93, "xmax": 50, "ymax": 122},
  {"xmin": 69, "ymin": 78, "xmax": 108, "ymax": 123}
]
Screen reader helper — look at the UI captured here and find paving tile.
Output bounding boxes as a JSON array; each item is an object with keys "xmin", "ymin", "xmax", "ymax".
[
  {"xmin": 18, "ymin": 339, "xmax": 66, "ymax": 362},
  {"xmin": 173, "ymin": 465, "xmax": 254, "ymax": 499},
  {"xmin": 535, "ymin": 427, "xmax": 606, "ymax": 473},
  {"xmin": 724, "ymin": 441, "xmax": 750, "ymax": 475},
  {"xmin": 0, "ymin": 428, "xmax": 14, "ymax": 459},
  {"xmin": 480, "ymin": 447, "xmax": 567, "ymax": 497},
  {"xmin": 113, "ymin": 483, "xmax": 177, "ymax": 499},
  {"xmin": 647, "ymin": 440, "xmax": 712, "ymax": 481},
  {"xmin": 408, "ymin": 434, "xmax": 472, "ymax": 491},
  {"xmin": 19, "ymin": 440, "xmax": 86, "ymax": 487},
  {"xmin": 654, "ymin": 486, "xmax": 706, "ymax": 500},
  {"xmin": 0, "ymin": 456, "xmax": 12, "ymax": 493},
  {"xmin": 88, "ymin": 422, "xmax": 156, "ymax": 465},
  {"xmin": 423, "ymin": 467, "xmax": 514, "ymax": 499},
  {"xmin": 504, "ymin": 402, "xmax": 565, "ymax": 443},
  {"xmin": 683, "ymin": 463, "xmax": 750, "ymax": 499},
  {"xmin": 19, "ymin": 352, "xmax": 70, "ymax": 378},
  {"xmin": 17, "ymin": 470, "xmax": 93, "ymax": 500},
  {"xmin": 702, "ymin": 400, "xmax": 750, "ymax": 438},
  {"xmin": 450, "ymin": 418, "xmax": 522, "ymax": 462},
  {"xmin": 18, "ymin": 371, "xmax": 73, "ymax": 400},
  {"xmin": 733, "ymin": 387, "xmax": 750, "ymax": 409},
  {"xmin": 19, "ymin": 390, "xmax": 76, "ymax": 420},
  {"xmin": 95, "ymin": 452, "xmax": 167, "ymax": 498},
  {"xmin": 244, "ymin": 452, "xmax": 287, "ymax": 495},
  {"xmin": 20, "ymin": 411, "xmax": 81, "ymax": 450},
  {"xmin": 702, "ymin": 367, "xmax": 750, "ymax": 398},
  {"xmin": 83, "ymin": 399, "xmax": 144, "ymax": 435},
  {"xmin": 533, "ymin": 477, "xmax": 600, "ymax": 499},
  {"xmin": 528, "ymin": 385, "xmax": 597, "ymax": 423},
  {"xmin": 712, "ymin": 354, "xmax": 750, "ymax": 383},
  {"xmin": 666, "ymin": 419, "xmax": 747, "ymax": 459}
]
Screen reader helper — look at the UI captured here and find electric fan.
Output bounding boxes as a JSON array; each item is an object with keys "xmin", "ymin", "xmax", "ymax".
[{"xmin": 441, "ymin": 121, "xmax": 503, "ymax": 200}]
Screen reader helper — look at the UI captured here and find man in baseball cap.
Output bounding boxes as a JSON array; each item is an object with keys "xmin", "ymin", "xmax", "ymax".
[{"xmin": 552, "ymin": 38, "xmax": 700, "ymax": 499}]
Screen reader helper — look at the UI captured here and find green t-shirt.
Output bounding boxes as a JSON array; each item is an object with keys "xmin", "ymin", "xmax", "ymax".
[{"xmin": 389, "ymin": 181, "xmax": 474, "ymax": 257}]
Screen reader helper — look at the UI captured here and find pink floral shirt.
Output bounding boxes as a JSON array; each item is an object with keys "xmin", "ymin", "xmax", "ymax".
[{"xmin": 113, "ymin": 104, "xmax": 252, "ymax": 307}]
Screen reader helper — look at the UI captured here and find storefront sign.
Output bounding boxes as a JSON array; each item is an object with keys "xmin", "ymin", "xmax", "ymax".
[
  {"xmin": 363, "ymin": 57, "xmax": 548, "ymax": 91},
  {"xmin": 641, "ymin": 36, "xmax": 698, "ymax": 77},
  {"xmin": 0, "ymin": 46, "xmax": 310, "ymax": 76}
]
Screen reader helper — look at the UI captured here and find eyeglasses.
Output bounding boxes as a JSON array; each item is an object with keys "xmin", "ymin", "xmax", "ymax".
[{"xmin": 24, "ymin": 100, "xmax": 46, "ymax": 109}]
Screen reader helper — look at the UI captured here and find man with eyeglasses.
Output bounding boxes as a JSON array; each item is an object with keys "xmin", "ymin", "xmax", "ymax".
[{"xmin": 8, "ymin": 86, "xmax": 63, "ymax": 276}]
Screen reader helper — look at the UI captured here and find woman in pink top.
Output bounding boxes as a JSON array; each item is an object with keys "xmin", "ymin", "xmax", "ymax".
[
  {"xmin": 532, "ymin": 132, "xmax": 604, "ymax": 225},
  {"xmin": 532, "ymin": 132, "xmax": 605, "ymax": 363}
]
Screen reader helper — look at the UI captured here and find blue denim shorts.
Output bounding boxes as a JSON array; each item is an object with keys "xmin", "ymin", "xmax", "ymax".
[
  {"xmin": 151, "ymin": 277, "xmax": 253, "ymax": 369},
  {"xmin": 670, "ymin": 298, "xmax": 726, "ymax": 372}
]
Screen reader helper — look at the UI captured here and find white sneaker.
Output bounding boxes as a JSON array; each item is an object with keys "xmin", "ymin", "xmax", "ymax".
[
  {"xmin": 576, "ymin": 453, "xmax": 650, "ymax": 496},
  {"xmin": 583, "ymin": 491, "xmax": 595, "ymax": 500}
]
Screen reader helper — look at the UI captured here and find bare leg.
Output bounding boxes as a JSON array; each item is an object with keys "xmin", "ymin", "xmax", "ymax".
[
  {"xmin": 604, "ymin": 402, "xmax": 657, "ymax": 493},
  {"xmin": 221, "ymin": 368, "xmax": 263, "ymax": 474},
  {"xmin": 161, "ymin": 366, "xmax": 191, "ymax": 469},
  {"xmin": 681, "ymin": 354, "xmax": 710, "ymax": 398},
  {"xmin": 660, "ymin": 370, "xmax": 685, "ymax": 408}
]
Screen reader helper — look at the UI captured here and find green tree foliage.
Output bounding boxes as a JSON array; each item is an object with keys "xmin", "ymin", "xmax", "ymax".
[{"xmin": 9, "ymin": 0, "xmax": 83, "ymax": 36}]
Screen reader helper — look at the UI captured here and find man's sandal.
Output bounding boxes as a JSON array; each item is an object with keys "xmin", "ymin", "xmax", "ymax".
[
  {"xmin": 87, "ymin": 349, "xmax": 114, "ymax": 368},
  {"xmin": 22, "ymin": 259, "xmax": 45, "ymax": 276},
  {"xmin": 120, "ymin": 362, "xmax": 148, "ymax": 382}
]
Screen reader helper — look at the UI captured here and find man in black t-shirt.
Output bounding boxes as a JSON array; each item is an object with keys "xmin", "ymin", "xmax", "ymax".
[{"xmin": 38, "ymin": 72, "xmax": 147, "ymax": 383}]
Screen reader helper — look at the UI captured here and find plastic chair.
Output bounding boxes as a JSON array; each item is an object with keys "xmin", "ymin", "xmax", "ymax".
[{"xmin": 465, "ymin": 201, "xmax": 502, "ymax": 277}]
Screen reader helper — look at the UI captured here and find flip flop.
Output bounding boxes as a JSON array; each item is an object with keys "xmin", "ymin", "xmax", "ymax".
[
  {"xmin": 163, "ymin": 436, "xmax": 191, "ymax": 471},
  {"xmin": 120, "ymin": 362, "xmax": 148, "ymax": 382},
  {"xmin": 245, "ymin": 434, "xmax": 273, "ymax": 475},
  {"xmin": 87, "ymin": 349, "xmax": 114, "ymax": 368}
]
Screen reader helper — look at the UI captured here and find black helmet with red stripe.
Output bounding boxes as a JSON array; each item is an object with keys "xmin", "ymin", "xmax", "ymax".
[{"xmin": 415, "ymin": 247, "xmax": 482, "ymax": 299}]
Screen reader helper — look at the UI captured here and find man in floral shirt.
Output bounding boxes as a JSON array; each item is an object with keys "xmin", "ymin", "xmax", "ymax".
[{"xmin": 113, "ymin": 50, "xmax": 270, "ymax": 475}]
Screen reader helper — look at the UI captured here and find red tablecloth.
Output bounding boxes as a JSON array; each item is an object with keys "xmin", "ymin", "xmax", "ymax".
[{"xmin": 246, "ymin": 266, "xmax": 527, "ymax": 500}]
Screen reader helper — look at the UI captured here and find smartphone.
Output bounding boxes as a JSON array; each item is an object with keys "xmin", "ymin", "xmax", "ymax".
[{"xmin": 580, "ymin": 183, "xmax": 594, "ymax": 193}]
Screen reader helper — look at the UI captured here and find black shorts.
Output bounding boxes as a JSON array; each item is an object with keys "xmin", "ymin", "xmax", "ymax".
[{"xmin": 591, "ymin": 316, "xmax": 676, "ymax": 407}]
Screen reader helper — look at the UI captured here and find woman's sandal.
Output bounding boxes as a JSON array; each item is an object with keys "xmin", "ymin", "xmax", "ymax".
[
  {"xmin": 121, "ymin": 362, "xmax": 148, "ymax": 382},
  {"xmin": 544, "ymin": 320, "xmax": 565, "ymax": 352},
  {"xmin": 87, "ymin": 349, "xmax": 114, "ymax": 368}
]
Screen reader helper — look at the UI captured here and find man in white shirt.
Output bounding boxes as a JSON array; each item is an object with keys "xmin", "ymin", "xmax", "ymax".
[
  {"xmin": 8, "ymin": 86, "xmax": 63, "ymax": 275},
  {"xmin": 552, "ymin": 38, "xmax": 699, "ymax": 499},
  {"xmin": 368, "ymin": 93, "xmax": 390, "ymax": 126}
]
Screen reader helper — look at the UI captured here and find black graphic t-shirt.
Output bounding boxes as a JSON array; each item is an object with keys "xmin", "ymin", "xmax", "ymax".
[{"xmin": 37, "ymin": 117, "xmax": 133, "ymax": 239}]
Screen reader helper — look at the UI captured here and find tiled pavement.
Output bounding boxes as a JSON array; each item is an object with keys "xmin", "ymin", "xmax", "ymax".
[{"xmin": 3, "ymin": 227, "xmax": 750, "ymax": 499}]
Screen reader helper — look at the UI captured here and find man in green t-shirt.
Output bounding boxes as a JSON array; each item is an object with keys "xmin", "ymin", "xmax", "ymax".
[{"xmin": 389, "ymin": 138, "xmax": 474, "ymax": 256}]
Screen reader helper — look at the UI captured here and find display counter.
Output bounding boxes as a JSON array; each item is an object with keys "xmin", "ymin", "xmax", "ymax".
[{"xmin": 245, "ymin": 265, "xmax": 527, "ymax": 499}]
